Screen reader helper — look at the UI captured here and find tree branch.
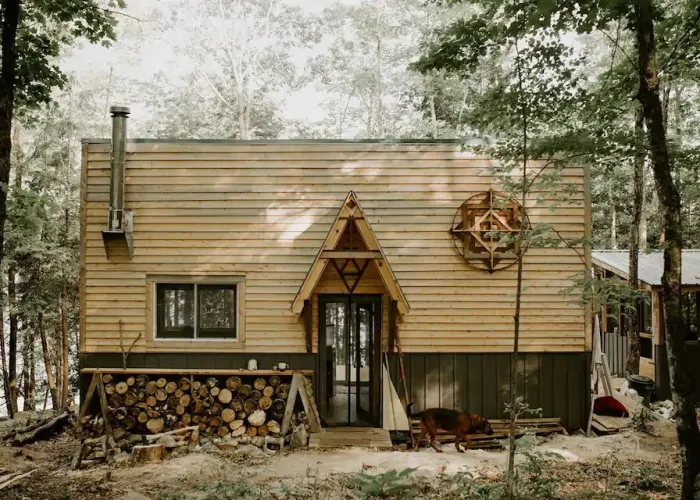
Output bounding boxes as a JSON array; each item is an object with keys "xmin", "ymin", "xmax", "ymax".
[{"xmin": 659, "ymin": 6, "xmax": 700, "ymax": 75}]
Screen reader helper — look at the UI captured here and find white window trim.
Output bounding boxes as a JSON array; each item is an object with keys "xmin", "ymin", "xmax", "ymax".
[{"xmin": 152, "ymin": 276, "xmax": 244, "ymax": 343}]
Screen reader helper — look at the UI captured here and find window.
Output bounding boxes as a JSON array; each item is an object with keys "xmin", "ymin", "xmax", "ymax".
[{"xmin": 156, "ymin": 283, "xmax": 237, "ymax": 340}]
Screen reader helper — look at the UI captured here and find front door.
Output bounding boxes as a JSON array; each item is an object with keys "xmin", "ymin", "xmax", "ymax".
[{"xmin": 318, "ymin": 295, "xmax": 381, "ymax": 427}]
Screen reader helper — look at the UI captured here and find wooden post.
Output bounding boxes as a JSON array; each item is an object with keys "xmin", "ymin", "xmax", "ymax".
[
  {"xmin": 303, "ymin": 299, "xmax": 313, "ymax": 354},
  {"xmin": 95, "ymin": 372, "xmax": 114, "ymax": 442},
  {"xmin": 76, "ymin": 373, "xmax": 99, "ymax": 434},
  {"xmin": 281, "ymin": 374, "xmax": 302, "ymax": 436}
]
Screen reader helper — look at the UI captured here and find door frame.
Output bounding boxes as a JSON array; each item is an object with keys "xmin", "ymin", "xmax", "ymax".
[{"xmin": 317, "ymin": 293, "xmax": 382, "ymax": 427}]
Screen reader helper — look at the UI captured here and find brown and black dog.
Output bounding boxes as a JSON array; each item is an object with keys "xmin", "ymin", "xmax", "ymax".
[{"xmin": 407, "ymin": 403, "xmax": 493, "ymax": 453}]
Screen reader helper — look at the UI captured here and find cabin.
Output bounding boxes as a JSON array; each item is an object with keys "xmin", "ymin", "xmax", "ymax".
[
  {"xmin": 79, "ymin": 107, "xmax": 592, "ymax": 432},
  {"xmin": 592, "ymin": 250, "xmax": 700, "ymax": 400}
]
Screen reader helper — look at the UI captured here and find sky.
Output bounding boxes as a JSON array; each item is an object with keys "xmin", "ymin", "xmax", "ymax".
[{"xmin": 63, "ymin": 0, "xmax": 368, "ymax": 136}]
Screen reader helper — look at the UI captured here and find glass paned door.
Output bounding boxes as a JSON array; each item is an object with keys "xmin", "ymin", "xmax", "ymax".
[{"xmin": 319, "ymin": 295, "xmax": 380, "ymax": 427}]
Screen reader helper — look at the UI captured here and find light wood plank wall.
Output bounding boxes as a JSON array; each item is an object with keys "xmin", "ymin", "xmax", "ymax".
[{"xmin": 81, "ymin": 141, "xmax": 589, "ymax": 354}]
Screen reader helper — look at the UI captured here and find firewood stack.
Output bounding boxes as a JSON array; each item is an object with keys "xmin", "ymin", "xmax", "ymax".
[{"xmin": 79, "ymin": 373, "xmax": 293, "ymax": 443}]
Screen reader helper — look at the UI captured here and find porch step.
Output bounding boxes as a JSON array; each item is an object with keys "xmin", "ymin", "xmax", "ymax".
[{"xmin": 308, "ymin": 427, "xmax": 393, "ymax": 449}]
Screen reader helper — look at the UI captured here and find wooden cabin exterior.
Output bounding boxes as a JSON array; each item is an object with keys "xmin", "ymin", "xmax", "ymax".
[
  {"xmin": 79, "ymin": 109, "xmax": 592, "ymax": 429},
  {"xmin": 593, "ymin": 250, "xmax": 700, "ymax": 400}
]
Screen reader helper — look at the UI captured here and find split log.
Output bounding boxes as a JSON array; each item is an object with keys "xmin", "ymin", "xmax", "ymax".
[
  {"xmin": 167, "ymin": 395, "xmax": 179, "ymax": 408},
  {"xmin": 253, "ymin": 378, "xmax": 266, "ymax": 391},
  {"xmin": 155, "ymin": 388, "xmax": 167, "ymax": 402},
  {"xmin": 206, "ymin": 377, "xmax": 218, "ymax": 388},
  {"xmin": 192, "ymin": 381, "xmax": 201, "ymax": 391},
  {"xmin": 181, "ymin": 414, "xmax": 192, "ymax": 425},
  {"xmin": 156, "ymin": 378, "xmax": 167, "ymax": 388},
  {"xmin": 243, "ymin": 399, "xmax": 257, "ymax": 415},
  {"xmin": 123, "ymin": 391, "xmax": 137, "ymax": 407},
  {"xmin": 146, "ymin": 396, "xmax": 157, "ymax": 407},
  {"xmin": 137, "ymin": 412, "xmax": 149, "ymax": 424},
  {"xmin": 218, "ymin": 388, "xmax": 233, "ymax": 404},
  {"xmin": 116, "ymin": 382, "xmax": 129, "ymax": 395},
  {"xmin": 269, "ymin": 375, "xmax": 281, "ymax": 387},
  {"xmin": 209, "ymin": 416, "xmax": 223, "ymax": 428},
  {"xmin": 248, "ymin": 409, "xmax": 266, "ymax": 427},
  {"xmin": 198, "ymin": 422, "xmax": 207, "ymax": 432},
  {"xmin": 146, "ymin": 418, "xmax": 165, "ymax": 434},
  {"xmin": 165, "ymin": 381, "xmax": 177, "ymax": 394},
  {"xmin": 247, "ymin": 426, "xmax": 258, "ymax": 437},
  {"xmin": 259, "ymin": 396, "xmax": 272, "ymax": 411},
  {"xmin": 175, "ymin": 405, "xmax": 186, "ymax": 416},
  {"xmin": 136, "ymin": 374, "xmax": 149, "ymax": 387},
  {"xmin": 276, "ymin": 384, "xmax": 290, "ymax": 399},
  {"xmin": 179, "ymin": 377, "xmax": 191, "ymax": 391},
  {"xmin": 114, "ymin": 427, "xmax": 127, "ymax": 441},
  {"xmin": 145, "ymin": 381, "xmax": 158, "ymax": 395},
  {"xmin": 179, "ymin": 394, "xmax": 191, "ymax": 407},
  {"xmin": 131, "ymin": 444, "xmax": 164, "ymax": 464},
  {"xmin": 191, "ymin": 415, "xmax": 201, "ymax": 425},
  {"xmin": 231, "ymin": 425, "xmax": 246, "ymax": 437},
  {"xmin": 230, "ymin": 419, "xmax": 245, "ymax": 430},
  {"xmin": 202, "ymin": 396, "xmax": 213, "ymax": 408},
  {"xmin": 226, "ymin": 376, "xmax": 242, "ymax": 390},
  {"xmin": 175, "ymin": 388, "xmax": 184, "ymax": 399},
  {"xmin": 218, "ymin": 426, "xmax": 229, "ymax": 437},
  {"xmin": 105, "ymin": 383, "xmax": 116, "ymax": 395},
  {"xmin": 192, "ymin": 400, "xmax": 204, "ymax": 414},
  {"xmin": 237, "ymin": 411, "xmax": 247, "ymax": 419},
  {"xmin": 147, "ymin": 408, "xmax": 160, "ymax": 419},
  {"xmin": 137, "ymin": 390, "xmax": 147, "ymax": 401},
  {"xmin": 126, "ymin": 376, "xmax": 136, "ymax": 387},
  {"xmin": 145, "ymin": 425, "xmax": 197, "ymax": 441},
  {"xmin": 221, "ymin": 408, "xmax": 236, "ymax": 423},
  {"xmin": 231, "ymin": 397, "xmax": 244, "ymax": 411},
  {"xmin": 267, "ymin": 420, "xmax": 281, "ymax": 435},
  {"xmin": 237, "ymin": 384, "xmax": 252, "ymax": 397},
  {"xmin": 124, "ymin": 416, "xmax": 136, "ymax": 430},
  {"xmin": 251, "ymin": 390, "xmax": 263, "ymax": 402},
  {"xmin": 198, "ymin": 386, "xmax": 209, "ymax": 398},
  {"xmin": 257, "ymin": 425, "xmax": 269, "ymax": 437},
  {"xmin": 263, "ymin": 386, "xmax": 275, "ymax": 398},
  {"xmin": 109, "ymin": 394, "xmax": 123, "ymax": 408},
  {"xmin": 210, "ymin": 403, "xmax": 222, "ymax": 416},
  {"xmin": 102, "ymin": 374, "xmax": 113, "ymax": 384}
]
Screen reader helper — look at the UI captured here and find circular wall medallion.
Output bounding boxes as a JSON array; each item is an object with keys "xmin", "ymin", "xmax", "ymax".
[{"xmin": 449, "ymin": 190, "xmax": 529, "ymax": 272}]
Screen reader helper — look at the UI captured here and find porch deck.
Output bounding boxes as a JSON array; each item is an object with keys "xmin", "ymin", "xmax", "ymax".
[{"xmin": 309, "ymin": 427, "xmax": 393, "ymax": 449}]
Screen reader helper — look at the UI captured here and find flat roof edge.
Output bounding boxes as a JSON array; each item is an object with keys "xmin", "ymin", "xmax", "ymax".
[{"xmin": 81, "ymin": 137, "xmax": 492, "ymax": 145}]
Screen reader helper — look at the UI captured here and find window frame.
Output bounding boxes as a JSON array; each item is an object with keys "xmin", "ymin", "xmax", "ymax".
[{"xmin": 152, "ymin": 277, "xmax": 242, "ymax": 343}]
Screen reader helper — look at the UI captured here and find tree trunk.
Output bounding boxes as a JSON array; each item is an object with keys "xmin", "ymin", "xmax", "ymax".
[
  {"xmin": 429, "ymin": 91, "xmax": 438, "ymax": 139},
  {"xmin": 21, "ymin": 328, "xmax": 35, "ymax": 412},
  {"xmin": 609, "ymin": 184, "xmax": 617, "ymax": 249},
  {"xmin": 506, "ymin": 39, "xmax": 528, "ymax": 500},
  {"xmin": 7, "ymin": 266, "xmax": 18, "ymax": 416},
  {"xmin": 0, "ymin": 0, "xmax": 20, "ymax": 270},
  {"xmin": 634, "ymin": 2, "xmax": 700, "ymax": 497},
  {"xmin": 626, "ymin": 106, "xmax": 645, "ymax": 377},
  {"xmin": 0, "ymin": 308, "xmax": 11, "ymax": 418},
  {"xmin": 38, "ymin": 313, "xmax": 59, "ymax": 410},
  {"xmin": 60, "ymin": 285, "xmax": 69, "ymax": 409}
]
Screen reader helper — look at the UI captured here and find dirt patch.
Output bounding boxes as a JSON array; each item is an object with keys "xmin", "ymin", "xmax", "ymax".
[{"xmin": 0, "ymin": 418, "xmax": 683, "ymax": 499}]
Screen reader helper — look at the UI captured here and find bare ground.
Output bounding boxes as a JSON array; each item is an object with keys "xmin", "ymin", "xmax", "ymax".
[{"xmin": 0, "ymin": 419, "xmax": 683, "ymax": 499}]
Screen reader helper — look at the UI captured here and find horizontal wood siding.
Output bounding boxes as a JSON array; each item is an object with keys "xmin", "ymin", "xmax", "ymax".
[
  {"xmin": 82, "ymin": 141, "xmax": 588, "ymax": 354},
  {"xmin": 387, "ymin": 352, "xmax": 591, "ymax": 430}
]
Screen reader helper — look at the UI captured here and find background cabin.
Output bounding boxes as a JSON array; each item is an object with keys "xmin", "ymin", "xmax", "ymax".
[
  {"xmin": 592, "ymin": 250, "xmax": 700, "ymax": 400},
  {"xmin": 80, "ymin": 107, "xmax": 592, "ymax": 429}
]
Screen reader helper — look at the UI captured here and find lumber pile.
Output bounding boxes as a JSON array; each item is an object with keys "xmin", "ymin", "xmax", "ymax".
[{"xmin": 410, "ymin": 417, "xmax": 565, "ymax": 450}]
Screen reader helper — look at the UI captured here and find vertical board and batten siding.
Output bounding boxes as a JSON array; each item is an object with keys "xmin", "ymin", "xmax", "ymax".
[{"xmin": 81, "ymin": 141, "xmax": 588, "ymax": 354}]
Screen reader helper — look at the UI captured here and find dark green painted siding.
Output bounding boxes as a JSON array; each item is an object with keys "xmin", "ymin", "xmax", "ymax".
[{"xmin": 386, "ymin": 352, "xmax": 591, "ymax": 430}]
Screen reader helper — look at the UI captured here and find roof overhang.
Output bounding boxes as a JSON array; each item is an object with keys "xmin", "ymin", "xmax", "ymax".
[{"xmin": 291, "ymin": 191, "xmax": 410, "ymax": 315}]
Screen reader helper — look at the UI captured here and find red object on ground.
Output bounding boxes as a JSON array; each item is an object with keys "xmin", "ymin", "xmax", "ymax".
[{"xmin": 594, "ymin": 395, "xmax": 629, "ymax": 417}]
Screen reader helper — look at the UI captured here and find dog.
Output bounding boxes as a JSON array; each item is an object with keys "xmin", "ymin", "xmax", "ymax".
[{"xmin": 407, "ymin": 403, "xmax": 493, "ymax": 453}]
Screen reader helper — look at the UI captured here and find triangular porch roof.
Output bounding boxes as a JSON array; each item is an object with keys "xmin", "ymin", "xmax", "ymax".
[{"xmin": 291, "ymin": 191, "xmax": 409, "ymax": 315}]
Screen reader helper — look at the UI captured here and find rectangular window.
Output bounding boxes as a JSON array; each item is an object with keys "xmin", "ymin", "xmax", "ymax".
[{"xmin": 156, "ymin": 283, "xmax": 237, "ymax": 340}]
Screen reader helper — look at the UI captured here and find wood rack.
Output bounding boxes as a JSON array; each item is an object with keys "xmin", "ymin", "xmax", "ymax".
[{"xmin": 80, "ymin": 368, "xmax": 313, "ymax": 376}]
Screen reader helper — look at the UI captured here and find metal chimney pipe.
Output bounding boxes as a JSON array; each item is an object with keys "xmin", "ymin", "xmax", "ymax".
[{"xmin": 109, "ymin": 105, "xmax": 129, "ymax": 231}]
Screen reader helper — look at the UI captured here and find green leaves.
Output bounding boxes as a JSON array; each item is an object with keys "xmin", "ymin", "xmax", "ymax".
[{"xmin": 353, "ymin": 468, "xmax": 420, "ymax": 499}]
